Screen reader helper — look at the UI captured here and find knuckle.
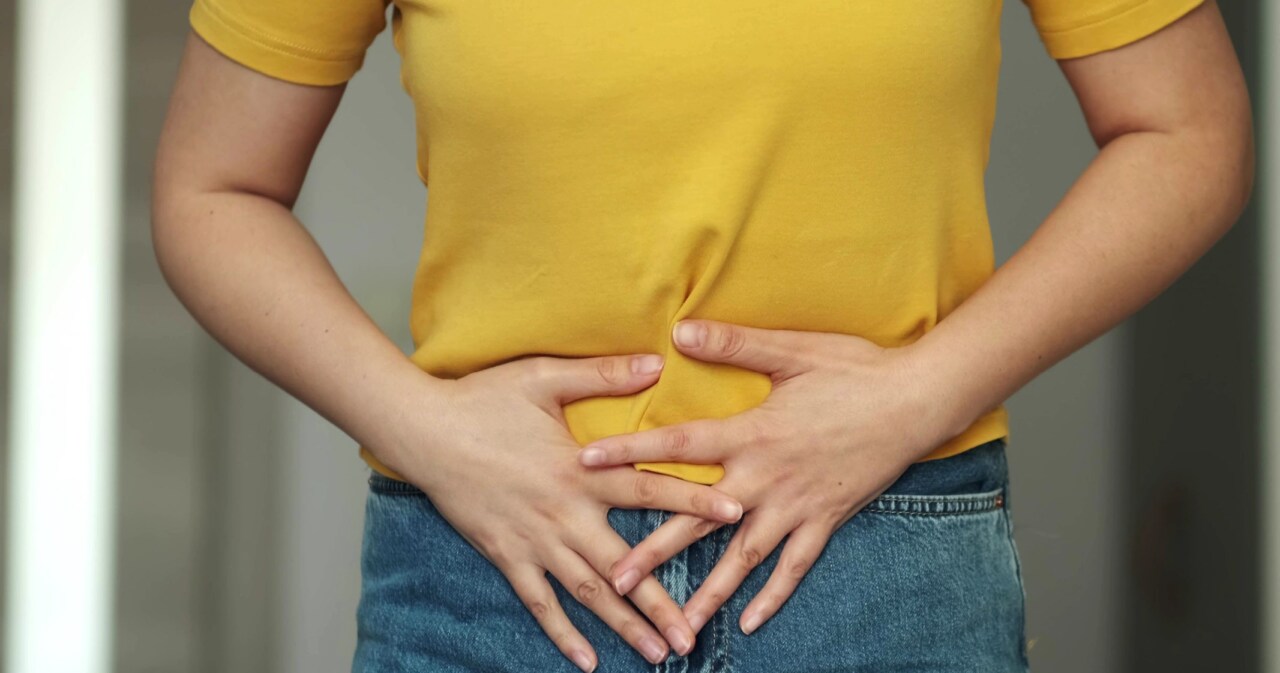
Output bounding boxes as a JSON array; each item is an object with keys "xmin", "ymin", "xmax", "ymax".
[
  {"xmin": 689, "ymin": 517, "xmax": 720, "ymax": 539},
  {"xmin": 485, "ymin": 545, "xmax": 511, "ymax": 568},
  {"xmin": 469, "ymin": 526, "xmax": 500, "ymax": 553},
  {"xmin": 576, "ymin": 578, "xmax": 603, "ymax": 605},
  {"xmin": 525, "ymin": 596, "xmax": 552, "ymax": 622},
  {"xmin": 616, "ymin": 617, "xmax": 644, "ymax": 641},
  {"xmin": 632, "ymin": 473, "xmax": 662, "ymax": 505},
  {"xmin": 556, "ymin": 457, "xmax": 591, "ymax": 489},
  {"xmin": 550, "ymin": 628, "xmax": 577, "ymax": 653},
  {"xmin": 607, "ymin": 442, "xmax": 632, "ymax": 464},
  {"xmin": 638, "ymin": 545, "xmax": 667, "ymax": 571},
  {"xmin": 716, "ymin": 327, "xmax": 748, "ymax": 358},
  {"xmin": 530, "ymin": 496, "xmax": 570, "ymax": 525},
  {"xmin": 481, "ymin": 538, "xmax": 518, "ymax": 568},
  {"xmin": 526, "ymin": 356, "xmax": 555, "ymax": 383},
  {"xmin": 595, "ymin": 356, "xmax": 624, "ymax": 385},
  {"xmin": 743, "ymin": 415, "xmax": 777, "ymax": 447},
  {"xmin": 661, "ymin": 428, "xmax": 692, "ymax": 460},
  {"xmin": 738, "ymin": 544, "xmax": 763, "ymax": 570},
  {"xmin": 689, "ymin": 489, "xmax": 710, "ymax": 516},
  {"xmin": 786, "ymin": 556, "xmax": 812, "ymax": 579},
  {"xmin": 703, "ymin": 591, "xmax": 729, "ymax": 610}
]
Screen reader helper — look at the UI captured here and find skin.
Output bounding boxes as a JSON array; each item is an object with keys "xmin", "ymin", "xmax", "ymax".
[
  {"xmin": 152, "ymin": 31, "xmax": 749, "ymax": 672},
  {"xmin": 582, "ymin": 0, "xmax": 1254, "ymax": 639}
]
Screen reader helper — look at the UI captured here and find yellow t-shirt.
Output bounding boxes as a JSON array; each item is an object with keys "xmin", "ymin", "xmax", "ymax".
[{"xmin": 190, "ymin": 0, "xmax": 1205, "ymax": 484}]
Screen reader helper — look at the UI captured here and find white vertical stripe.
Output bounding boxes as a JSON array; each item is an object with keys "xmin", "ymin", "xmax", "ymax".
[
  {"xmin": 5, "ymin": 0, "xmax": 123, "ymax": 670},
  {"xmin": 1262, "ymin": 0, "xmax": 1279, "ymax": 670}
]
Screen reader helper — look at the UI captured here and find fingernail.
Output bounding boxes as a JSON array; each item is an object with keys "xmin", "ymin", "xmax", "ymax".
[
  {"xmin": 688, "ymin": 611, "xmax": 708, "ymax": 634},
  {"xmin": 639, "ymin": 635, "xmax": 667, "ymax": 664},
  {"xmin": 571, "ymin": 650, "xmax": 595, "ymax": 672},
  {"xmin": 631, "ymin": 354, "xmax": 664, "ymax": 375},
  {"xmin": 579, "ymin": 447, "xmax": 607, "ymax": 466},
  {"xmin": 613, "ymin": 568, "xmax": 640, "ymax": 595},
  {"xmin": 741, "ymin": 610, "xmax": 763, "ymax": 635},
  {"xmin": 673, "ymin": 321, "xmax": 704, "ymax": 348},
  {"xmin": 665, "ymin": 626, "xmax": 692, "ymax": 656},
  {"xmin": 715, "ymin": 499, "xmax": 743, "ymax": 522}
]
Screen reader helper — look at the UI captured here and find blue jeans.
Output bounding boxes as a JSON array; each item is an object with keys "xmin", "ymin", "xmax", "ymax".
[{"xmin": 352, "ymin": 436, "xmax": 1029, "ymax": 672}]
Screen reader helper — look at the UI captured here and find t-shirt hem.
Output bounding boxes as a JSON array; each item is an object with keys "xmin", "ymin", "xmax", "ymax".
[
  {"xmin": 916, "ymin": 404, "xmax": 1010, "ymax": 462},
  {"xmin": 1035, "ymin": 0, "xmax": 1205, "ymax": 60},
  {"xmin": 358, "ymin": 405, "xmax": 1010, "ymax": 484},
  {"xmin": 361, "ymin": 445, "xmax": 406, "ymax": 481},
  {"xmin": 189, "ymin": 0, "xmax": 366, "ymax": 86}
]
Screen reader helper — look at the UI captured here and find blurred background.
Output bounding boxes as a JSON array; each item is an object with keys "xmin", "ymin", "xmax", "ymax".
[{"xmin": 0, "ymin": 1, "xmax": 1272, "ymax": 672}]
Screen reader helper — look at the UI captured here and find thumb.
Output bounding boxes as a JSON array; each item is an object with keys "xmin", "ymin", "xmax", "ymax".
[
  {"xmin": 671, "ymin": 319, "xmax": 807, "ymax": 378},
  {"xmin": 526, "ymin": 353, "xmax": 666, "ymax": 405}
]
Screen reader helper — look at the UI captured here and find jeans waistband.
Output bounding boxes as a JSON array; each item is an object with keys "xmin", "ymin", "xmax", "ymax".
[
  {"xmin": 369, "ymin": 436, "xmax": 1009, "ymax": 499},
  {"xmin": 882, "ymin": 436, "xmax": 1008, "ymax": 496}
]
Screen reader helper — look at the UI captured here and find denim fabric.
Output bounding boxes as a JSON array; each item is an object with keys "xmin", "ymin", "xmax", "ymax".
[{"xmin": 352, "ymin": 436, "xmax": 1029, "ymax": 672}]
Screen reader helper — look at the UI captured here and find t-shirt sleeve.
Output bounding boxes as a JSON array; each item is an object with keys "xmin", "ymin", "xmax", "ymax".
[
  {"xmin": 189, "ymin": 0, "xmax": 391, "ymax": 86},
  {"xmin": 1021, "ymin": 0, "xmax": 1206, "ymax": 59}
]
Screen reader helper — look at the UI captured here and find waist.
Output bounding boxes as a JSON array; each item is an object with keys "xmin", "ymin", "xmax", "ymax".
[{"xmin": 358, "ymin": 402, "xmax": 1009, "ymax": 484}]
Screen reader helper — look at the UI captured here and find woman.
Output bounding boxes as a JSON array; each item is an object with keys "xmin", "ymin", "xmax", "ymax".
[{"xmin": 151, "ymin": 0, "xmax": 1253, "ymax": 669}]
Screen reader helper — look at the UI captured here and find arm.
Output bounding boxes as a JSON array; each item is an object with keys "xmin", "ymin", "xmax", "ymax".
[
  {"xmin": 154, "ymin": 31, "xmax": 749, "ymax": 669},
  {"xmin": 152, "ymin": 32, "xmax": 445, "ymax": 466},
  {"xmin": 907, "ymin": 0, "xmax": 1254, "ymax": 436},
  {"xmin": 575, "ymin": 0, "xmax": 1254, "ymax": 637}
]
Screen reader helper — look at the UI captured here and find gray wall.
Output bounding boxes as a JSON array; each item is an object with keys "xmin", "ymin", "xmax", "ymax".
[
  {"xmin": 0, "ymin": 0, "xmax": 13, "ymax": 667},
  {"xmin": 1123, "ymin": 2, "xmax": 1262, "ymax": 670}
]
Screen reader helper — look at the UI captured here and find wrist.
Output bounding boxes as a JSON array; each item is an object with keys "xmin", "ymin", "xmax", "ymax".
[
  {"xmin": 889, "ymin": 339, "xmax": 984, "ymax": 459},
  {"xmin": 362, "ymin": 363, "xmax": 458, "ymax": 477}
]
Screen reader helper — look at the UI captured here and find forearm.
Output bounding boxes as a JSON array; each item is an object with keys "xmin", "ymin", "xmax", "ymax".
[
  {"xmin": 905, "ymin": 126, "xmax": 1254, "ymax": 445},
  {"xmin": 152, "ymin": 189, "xmax": 449, "ymax": 469}
]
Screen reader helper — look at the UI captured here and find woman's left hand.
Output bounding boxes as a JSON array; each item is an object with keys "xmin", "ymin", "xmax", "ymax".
[{"xmin": 577, "ymin": 318, "xmax": 969, "ymax": 636}]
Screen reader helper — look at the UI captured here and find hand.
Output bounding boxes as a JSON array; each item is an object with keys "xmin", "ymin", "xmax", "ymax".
[
  {"xmin": 390, "ymin": 352, "xmax": 746, "ymax": 672},
  {"xmin": 576, "ymin": 319, "xmax": 963, "ymax": 636}
]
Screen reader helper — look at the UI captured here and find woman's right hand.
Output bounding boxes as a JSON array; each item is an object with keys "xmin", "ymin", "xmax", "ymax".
[{"xmin": 381, "ymin": 352, "xmax": 744, "ymax": 672}]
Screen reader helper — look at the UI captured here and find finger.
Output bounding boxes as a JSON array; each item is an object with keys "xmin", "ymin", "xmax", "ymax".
[
  {"xmin": 608, "ymin": 513, "xmax": 726, "ymax": 596},
  {"xmin": 543, "ymin": 546, "xmax": 671, "ymax": 666},
  {"xmin": 504, "ymin": 562, "xmax": 598, "ymax": 672},
  {"xmin": 607, "ymin": 470, "xmax": 762, "ymax": 596},
  {"xmin": 683, "ymin": 511, "xmax": 792, "ymax": 636},
  {"xmin": 591, "ymin": 468, "xmax": 743, "ymax": 523},
  {"xmin": 670, "ymin": 319, "xmax": 809, "ymax": 379},
  {"xmin": 568, "ymin": 524, "xmax": 698, "ymax": 657},
  {"xmin": 738, "ymin": 521, "xmax": 832, "ymax": 635},
  {"xmin": 628, "ymin": 575, "xmax": 696, "ymax": 657},
  {"xmin": 579, "ymin": 413, "xmax": 768, "ymax": 466},
  {"xmin": 526, "ymin": 354, "xmax": 666, "ymax": 405}
]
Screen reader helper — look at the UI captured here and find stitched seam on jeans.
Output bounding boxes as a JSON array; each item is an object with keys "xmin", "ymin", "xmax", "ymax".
[
  {"xmin": 863, "ymin": 487, "xmax": 1004, "ymax": 515},
  {"xmin": 861, "ymin": 508, "xmax": 1002, "ymax": 518},
  {"xmin": 720, "ymin": 523, "xmax": 733, "ymax": 673},
  {"xmin": 873, "ymin": 490, "xmax": 1002, "ymax": 503},
  {"xmin": 1003, "ymin": 507, "xmax": 1031, "ymax": 669},
  {"xmin": 368, "ymin": 474, "xmax": 425, "ymax": 496}
]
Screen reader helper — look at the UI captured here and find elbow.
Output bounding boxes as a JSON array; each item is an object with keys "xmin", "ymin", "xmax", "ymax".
[
  {"xmin": 149, "ymin": 164, "xmax": 196, "ymax": 296},
  {"xmin": 1181, "ymin": 108, "xmax": 1255, "ymax": 236},
  {"xmin": 1213, "ymin": 93, "xmax": 1256, "ymax": 230},
  {"xmin": 149, "ymin": 181, "xmax": 178, "ymax": 287},
  {"xmin": 1211, "ymin": 121, "xmax": 1255, "ymax": 234},
  {"xmin": 1231, "ymin": 126, "xmax": 1256, "ymax": 223}
]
